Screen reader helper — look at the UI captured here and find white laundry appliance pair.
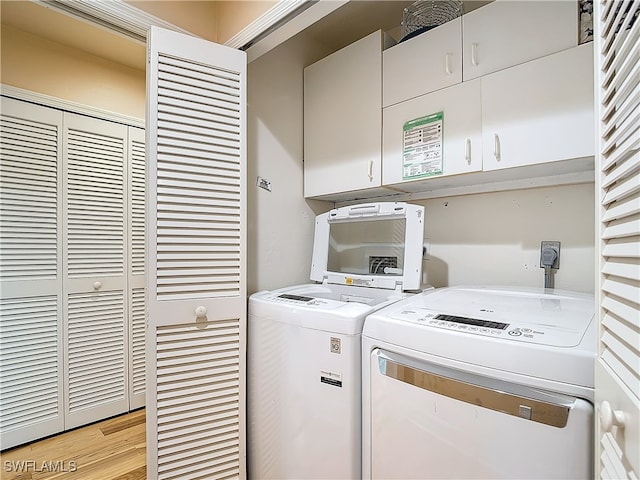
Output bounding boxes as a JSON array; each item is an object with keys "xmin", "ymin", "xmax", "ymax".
[{"xmin": 247, "ymin": 202, "xmax": 426, "ymax": 480}]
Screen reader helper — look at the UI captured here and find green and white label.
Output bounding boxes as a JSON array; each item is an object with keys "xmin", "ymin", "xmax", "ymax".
[{"xmin": 402, "ymin": 112, "xmax": 444, "ymax": 180}]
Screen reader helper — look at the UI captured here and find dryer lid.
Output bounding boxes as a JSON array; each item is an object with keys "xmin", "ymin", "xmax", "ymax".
[{"xmin": 310, "ymin": 202, "xmax": 424, "ymax": 291}]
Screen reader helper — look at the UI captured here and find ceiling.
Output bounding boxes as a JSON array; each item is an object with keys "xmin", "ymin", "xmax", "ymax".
[{"xmin": 0, "ymin": 1, "xmax": 491, "ymax": 70}]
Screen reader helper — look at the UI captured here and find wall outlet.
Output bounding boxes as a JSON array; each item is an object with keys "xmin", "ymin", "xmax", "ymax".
[
  {"xmin": 256, "ymin": 176, "xmax": 271, "ymax": 192},
  {"xmin": 540, "ymin": 241, "xmax": 560, "ymax": 269}
]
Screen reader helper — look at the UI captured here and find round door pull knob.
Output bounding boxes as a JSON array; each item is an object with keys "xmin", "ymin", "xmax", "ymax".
[
  {"xmin": 600, "ymin": 400, "xmax": 625, "ymax": 432},
  {"xmin": 195, "ymin": 306, "xmax": 207, "ymax": 318},
  {"xmin": 93, "ymin": 281, "xmax": 102, "ymax": 290}
]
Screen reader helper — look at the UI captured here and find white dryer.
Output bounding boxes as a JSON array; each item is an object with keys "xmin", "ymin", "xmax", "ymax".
[
  {"xmin": 362, "ymin": 285, "xmax": 596, "ymax": 480},
  {"xmin": 248, "ymin": 202, "xmax": 425, "ymax": 480}
]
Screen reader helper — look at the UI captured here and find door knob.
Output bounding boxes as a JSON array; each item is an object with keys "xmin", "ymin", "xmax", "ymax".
[
  {"xmin": 600, "ymin": 400, "xmax": 625, "ymax": 432},
  {"xmin": 195, "ymin": 306, "xmax": 207, "ymax": 318}
]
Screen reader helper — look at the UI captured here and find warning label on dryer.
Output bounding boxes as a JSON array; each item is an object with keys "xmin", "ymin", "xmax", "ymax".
[{"xmin": 320, "ymin": 370, "xmax": 342, "ymax": 388}]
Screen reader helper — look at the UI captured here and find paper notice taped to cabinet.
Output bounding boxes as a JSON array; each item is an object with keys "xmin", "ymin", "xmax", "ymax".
[{"xmin": 402, "ymin": 112, "xmax": 443, "ymax": 180}]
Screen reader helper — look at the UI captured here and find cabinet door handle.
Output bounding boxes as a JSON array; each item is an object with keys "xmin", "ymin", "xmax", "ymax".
[
  {"xmin": 465, "ymin": 138, "xmax": 471, "ymax": 164},
  {"xmin": 368, "ymin": 160, "xmax": 374, "ymax": 181},
  {"xmin": 471, "ymin": 43, "xmax": 479, "ymax": 67},
  {"xmin": 493, "ymin": 133, "xmax": 501, "ymax": 161},
  {"xmin": 445, "ymin": 53, "xmax": 452, "ymax": 75},
  {"xmin": 600, "ymin": 401, "xmax": 626, "ymax": 432}
]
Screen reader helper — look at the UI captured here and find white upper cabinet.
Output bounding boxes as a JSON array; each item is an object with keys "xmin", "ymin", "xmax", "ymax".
[
  {"xmin": 304, "ymin": 0, "xmax": 588, "ymax": 201},
  {"xmin": 383, "ymin": 18, "xmax": 462, "ymax": 107},
  {"xmin": 481, "ymin": 43, "xmax": 594, "ymax": 171},
  {"xmin": 462, "ymin": 0, "xmax": 578, "ymax": 81},
  {"xmin": 383, "ymin": 79, "xmax": 482, "ymax": 186},
  {"xmin": 304, "ymin": 31, "xmax": 392, "ymax": 199}
]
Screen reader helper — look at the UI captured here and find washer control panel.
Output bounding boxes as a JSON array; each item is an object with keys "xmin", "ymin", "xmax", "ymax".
[
  {"xmin": 269, "ymin": 293, "xmax": 366, "ymax": 311},
  {"xmin": 276, "ymin": 293, "xmax": 315, "ymax": 303},
  {"xmin": 379, "ymin": 287, "xmax": 595, "ymax": 348},
  {"xmin": 390, "ymin": 309, "xmax": 549, "ymax": 343},
  {"xmin": 272, "ymin": 293, "xmax": 330, "ymax": 308}
]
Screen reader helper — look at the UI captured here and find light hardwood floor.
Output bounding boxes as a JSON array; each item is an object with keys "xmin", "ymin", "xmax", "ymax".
[{"xmin": 1, "ymin": 409, "xmax": 146, "ymax": 480}]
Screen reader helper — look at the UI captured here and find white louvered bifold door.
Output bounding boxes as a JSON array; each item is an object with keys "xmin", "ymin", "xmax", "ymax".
[
  {"xmin": 63, "ymin": 112, "xmax": 129, "ymax": 429},
  {"xmin": 594, "ymin": 1, "xmax": 640, "ymax": 479},
  {"xmin": 0, "ymin": 97, "xmax": 65, "ymax": 450},
  {"xmin": 129, "ymin": 126, "xmax": 146, "ymax": 409},
  {"xmin": 146, "ymin": 27, "xmax": 247, "ymax": 480}
]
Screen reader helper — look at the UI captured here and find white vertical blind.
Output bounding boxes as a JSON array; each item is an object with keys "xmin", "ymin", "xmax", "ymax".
[
  {"xmin": 595, "ymin": 0, "xmax": 640, "ymax": 478},
  {"xmin": 146, "ymin": 26, "xmax": 247, "ymax": 480}
]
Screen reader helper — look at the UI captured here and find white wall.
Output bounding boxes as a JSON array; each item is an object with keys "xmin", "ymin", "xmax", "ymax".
[
  {"xmin": 247, "ymin": 34, "xmax": 334, "ymax": 294},
  {"xmin": 248, "ymin": 25, "xmax": 596, "ymax": 297},
  {"xmin": 1, "ymin": 24, "xmax": 145, "ymax": 119},
  {"xmin": 417, "ymin": 182, "xmax": 595, "ymax": 293},
  {"xmin": 247, "ymin": 30, "xmax": 596, "ymax": 295}
]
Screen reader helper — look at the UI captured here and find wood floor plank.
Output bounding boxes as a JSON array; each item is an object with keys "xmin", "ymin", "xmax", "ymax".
[
  {"xmin": 100, "ymin": 410, "xmax": 146, "ymax": 437},
  {"xmin": 111, "ymin": 465, "xmax": 146, "ymax": 480},
  {"xmin": 38, "ymin": 447, "xmax": 144, "ymax": 480},
  {"xmin": 1, "ymin": 411, "xmax": 146, "ymax": 480},
  {"xmin": 61, "ymin": 426, "xmax": 144, "ymax": 468}
]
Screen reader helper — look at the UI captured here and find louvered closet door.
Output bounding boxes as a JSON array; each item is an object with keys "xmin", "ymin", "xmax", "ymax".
[
  {"xmin": 63, "ymin": 112, "xmax": 129, "ymax": 429},
  {"xmin": 594, "ymin": 1, "xmax": 640, "ymax": 479},
  {"xmin": 146, "ymin": 27, "xmax": 247, "ymax": 480},
  {"xmin": 129, "ymin": 126, "xmax": 146, "ymax": 410},
  {"xmin": 0, "ymin": 97, "xmax": 64, "ymax": 450}
]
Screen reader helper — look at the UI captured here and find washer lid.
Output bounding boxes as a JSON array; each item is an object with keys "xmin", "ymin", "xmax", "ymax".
[{"xmin": 309, "ymin": 202, "xmax": 424, "ymax": 291}]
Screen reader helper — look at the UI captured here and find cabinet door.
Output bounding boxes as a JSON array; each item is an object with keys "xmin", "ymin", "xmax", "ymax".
[
  {"xmin": 383, "ymin": 79, "xmax": 482, "ymax": 186},
  {"xmin": 383, "ymin": 18, "xmax": 462, "ymax": 107},
  {"xmin": 594, "ymin": 1, "xmax": 640, "ymax": 478},
  {"xmin": 63, "ymin": 112, "xmax": 129, "ymax": 429},
  {"xmin": 463, "ymin": 1, "xmax": 578, "ymax": 81},
  {"xmin": 304, "ymin": 31, "xmax": 385, "ymax": 197},
  {"xmin": 481, "ymin": 44, "xmax": 594, "ymax": 171},
  {"xmin": 0, "ymin": 97, "xmax": 65, "ymax": 450}
]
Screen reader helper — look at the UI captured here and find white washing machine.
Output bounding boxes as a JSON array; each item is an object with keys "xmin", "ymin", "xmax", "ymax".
[
  {"xmin": 248, "ymin": 202, "xmax": 426, "ymax": 480},
  {"xmin": 362, "ymin": 285, "xmax": 596, "ymax": 480}
]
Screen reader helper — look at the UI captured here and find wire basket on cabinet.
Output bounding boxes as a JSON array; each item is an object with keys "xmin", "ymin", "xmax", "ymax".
[{"xmin": 401, "ymin": 0, "xmax": 464, "ymax": 42}]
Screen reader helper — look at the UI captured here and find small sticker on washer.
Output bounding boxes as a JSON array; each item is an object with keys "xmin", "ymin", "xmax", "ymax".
[
  {"xmin": 320, "ymin": 370, "xmax": 342, "ymax": 388},
  {"xmin": 330, "ymin": 337, "xmax": 341, "ymax": 354}
]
